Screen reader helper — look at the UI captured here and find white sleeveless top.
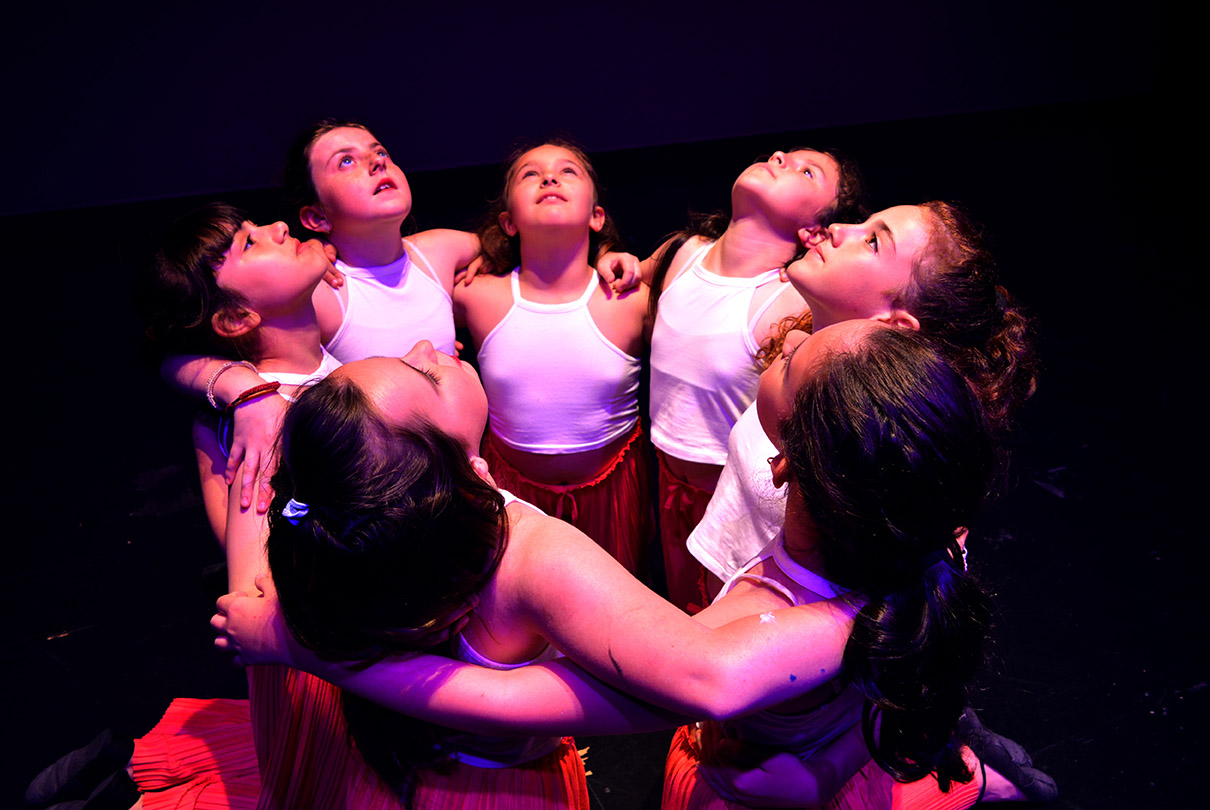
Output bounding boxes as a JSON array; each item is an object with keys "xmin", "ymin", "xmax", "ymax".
[
  {"xmin": 324, "ymin": 238, "xmax": 456, "ymax": 360},
  {"xmin": 649, "ymin": 242, "xmax": 793, "ymax": 464},
  {"xmin": 478, "ymin": 270, "xmax": 641, "ymax": 453}
]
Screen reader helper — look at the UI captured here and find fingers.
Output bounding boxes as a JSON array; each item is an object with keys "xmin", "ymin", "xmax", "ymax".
[{"xmin": 240, "ymin": 452, "xmax": 259, "ymax": 510}]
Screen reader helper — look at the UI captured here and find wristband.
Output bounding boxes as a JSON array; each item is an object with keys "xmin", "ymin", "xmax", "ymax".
[{"xmin": 206, "ymin": 360, "xmax": 258, "ymax": 410}]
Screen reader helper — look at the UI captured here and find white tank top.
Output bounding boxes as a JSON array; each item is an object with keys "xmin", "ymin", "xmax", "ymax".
[
  {"xmin": 323, "ymin": 238, "xmax": 456, "ymax": 361},
  {"xmin": 478, "ymin": 270, "xmax": 641, "ymax": 453},
  {"xmin": 686, "ymin": 402, "xmax": 785, "ymax": 580},
  {"xmin": 649, "ymin": 242, "xmax": 792, "ymax": 464}
]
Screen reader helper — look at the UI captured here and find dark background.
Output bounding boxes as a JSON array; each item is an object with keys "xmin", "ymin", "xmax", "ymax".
[{"xmin": 4, "ymin": 2, "xmax": 1195, "ymax": 808}]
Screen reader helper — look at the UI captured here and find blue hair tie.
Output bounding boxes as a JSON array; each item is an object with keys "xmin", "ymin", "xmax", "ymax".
[{"xmin": 283, "ymin": 498, "xmax": 310, "ymax": 525}]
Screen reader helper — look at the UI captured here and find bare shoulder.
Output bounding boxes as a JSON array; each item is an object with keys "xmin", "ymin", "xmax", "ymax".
[
  {"xmin": 589, "ymin": 277, "xmax": 649, "ymax": 354},
  {"xmin": 406, "ymin": 229, "xmax": 480, "ymax": 287}
]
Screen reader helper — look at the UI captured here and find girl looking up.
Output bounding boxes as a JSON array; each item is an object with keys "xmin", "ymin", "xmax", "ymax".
[
  {"xmin": 166, "ymin": 120, "xmax": 482, "ymax": 512},
  {"xmin": 138, "ymin": 203, "xmax": 341, "ymax": 544},
  {"xmin": 686, "ymin": 202, "xmax": 1038, "ymax": 596},
  {"xmin": 614, "ymin": 148, "xmax": 866, "ymax": 610},
  {"xmin": 454, "ymin": 140, "xmax": 652, "ymax": 576}
]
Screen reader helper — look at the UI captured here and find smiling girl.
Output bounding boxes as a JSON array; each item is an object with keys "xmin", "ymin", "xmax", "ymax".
[{"xmin": 454, "ymin": 139, "xmax": 653, "ymax": 576}]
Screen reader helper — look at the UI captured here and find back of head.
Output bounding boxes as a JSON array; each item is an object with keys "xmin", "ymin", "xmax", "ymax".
[
  {"xmin": 780, "ymin": 327, "xmax": 995, "ymax": 787},
  {"xmin": 267, "ymin": 373, "xmax": 508, "ymax": 664},
  {"xmin": 476, "ymin": 135, "xmax": 622, "ymax": 275},
  {"xmin": 266, "ymin": 372, "xmax": 510, "ymax": 799},
  {"xmin": 894, "ymin": 202, "xmax": 1039, "ymax": 431},
  {"xmin": 136, "ymin": 202, "xmax": 255, "ymax": 358}
]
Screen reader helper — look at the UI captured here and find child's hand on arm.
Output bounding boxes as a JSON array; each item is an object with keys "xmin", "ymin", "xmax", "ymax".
[
  {"xmin": 226, "ymin": 394, "xmax": 287, "ymax": 512},
  {"xmin": 595, "ymin": 251, "xmax": 643, "ymax": 293},
  {"xmin": 212, "ymin": 573, "xmax": 304, "ymax": 668}
]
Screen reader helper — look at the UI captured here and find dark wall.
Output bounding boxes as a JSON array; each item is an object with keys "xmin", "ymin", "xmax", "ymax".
[{"xmin": 5, "ymin": 0, "xmax": 1159, "ymax": 216}]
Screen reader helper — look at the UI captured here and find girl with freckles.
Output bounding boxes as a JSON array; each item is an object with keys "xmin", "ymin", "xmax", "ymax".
[{"xmin": 454, "ymin": 139, "xmax": 653, "ymax": 577}]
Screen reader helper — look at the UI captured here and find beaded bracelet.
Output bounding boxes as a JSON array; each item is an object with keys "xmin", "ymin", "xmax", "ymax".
[
  {"xmin": 226, "ymin": 381, "xmax": 282, "ymax": 412},
  {"xmin": 205, "ymin": 360, "xmax": 258, "ymax": 410}
]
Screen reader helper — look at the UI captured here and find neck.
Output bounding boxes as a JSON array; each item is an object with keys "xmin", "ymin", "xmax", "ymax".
[
  {"xmin": 517, "ymin": 229, "xmax": 594, "ymax": 296},
  {"xmin": 707, "ymin": 216, "xmax": 799, "ymax": 278},
  {"xmin": 252, "ymin": 301, "xmax": 325, "ymax": 374},
  {"xmin": 781, "ymin": 486, "xmax": 830, "ymax": 578},
  {"xmin": 328, "ymin": 220, "xmax": 406, "ymax": 268}
]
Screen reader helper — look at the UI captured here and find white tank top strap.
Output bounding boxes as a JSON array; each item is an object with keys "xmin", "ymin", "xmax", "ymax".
[
  {"xmin": 771, "ymin": 539, "xmax": 849, "ymax": 598},
  {"xmin": 401, "ymin": 238, "xmax": 452, "ymax": 303},
  {"xmin": 664, "ymin": 240, "xmax": 715, "ymax": 290},
  {"xmin": 743, "ymin": 278, "xmax": 795, "ymax": 354},
  {"xmin": 509, "ymin": 268, "xmax": 597, "ymax": 311}
]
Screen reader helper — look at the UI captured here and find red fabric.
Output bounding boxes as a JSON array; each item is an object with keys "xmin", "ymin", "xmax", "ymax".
[
  {"xmin": 662, "ymin": 724, "xmax": 892, "ymax": 810},
  {"xmin": 656, "ymin": 451, "xmax": 713, "ymax": 613},
  {"xmin": 131, "ymin": 697, "xmax": 259, "ymax": 810},
  {"xmin": 483, "ymin": 423, "xmax": 653, "ymax": 581},
  {"xmin": 891, "ymin": 753, "xmax": 982, "ymax": 810},
  {"xmin": 250, "ymin": 665, "xmax": 589, "ymax": 809}
]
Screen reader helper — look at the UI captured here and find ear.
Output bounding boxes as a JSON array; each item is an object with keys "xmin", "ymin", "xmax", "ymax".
[
  {"xmin": 873, "ymin": 309, "xmax": 921, "ymax": 331},
  {"xmin": 300, "ymin": 204, "xmax": 332, "ymax": 234},
  {"xmin": 769, "ymin": 453, "xmax": 793, "ymax": 488},
  {"xmin": 470, "ymin": 456, "xmax": 498, "ymax": 489},
  {"xmin": 589, "ymin": 205, "xmax": 606, "ymax": 233},
  {"xmin": 498, "ymin": 210, "xmax": 517, "ymax": 237},
  {"xmin": 212, "ymin": 307, "xmax": 261, "ymax": 339}
]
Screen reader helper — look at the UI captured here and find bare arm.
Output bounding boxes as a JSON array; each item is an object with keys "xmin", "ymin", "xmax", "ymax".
[{"xmin": 161, "ymin": 355, "xmax": 285, "ymax": 511}]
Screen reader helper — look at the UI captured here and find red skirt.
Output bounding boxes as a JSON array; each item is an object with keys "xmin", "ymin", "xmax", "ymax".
[
  {"xmin": 656, "ymin": 452, "xmax": 714, "ymax": 613},
  {"xmin": 483, "ymin": 423, "xmax": 653, "ymax": 581}
]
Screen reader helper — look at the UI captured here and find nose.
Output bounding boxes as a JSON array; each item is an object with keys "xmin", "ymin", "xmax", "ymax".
[
  {"xmin": 369, "ymin": 150, "xmax": 386, "ymax": 173},
  {"xmin": 541, "ymin": 172, "xmax": 559, "ymax": 186},
  {"xmin": 826, "ymin": 223, "xmax": 854, "ymax": 245},
  {"xmin": 268, "ymin": 221, "xmax": 289, "ymax": 243},
  {"xmin": 405, "ymin": 340, "xmax": 438, "ymax": 364},
  {"xmin": 769, "ymin": 151, "xmax": 787, "ymax": 167}
]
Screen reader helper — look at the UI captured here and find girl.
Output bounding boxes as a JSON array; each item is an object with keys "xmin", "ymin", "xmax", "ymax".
[
  {"xmin": 138, "ymin": 202, "xmax": 342, "ymax": 543},
  {"xmin": 454, "ymin": 140, "xmax": 652, "ymax": 575},
  {"xmin": 604, "ymin": 148, "xmax": 866, "ymax": 610},
  {"xmin": 216, "ymin": 325, "xmax": 1048, "ymax": 808},
  {"xmin": 167, "ymin": 120, "xmax": 482, "ymax": 513},
  {"xmin": 686, "ymin": 202, "xmax": 1038, "ymax": 595}
]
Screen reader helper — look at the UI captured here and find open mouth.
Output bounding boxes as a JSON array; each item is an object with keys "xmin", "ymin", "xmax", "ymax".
[
  {"xmin": 537, "ymin": 193, "xmax": 567, "ymax": 204},
  {"xmin": 374, "ymin": 180, "xmax": 396, "ymax": 195}
]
